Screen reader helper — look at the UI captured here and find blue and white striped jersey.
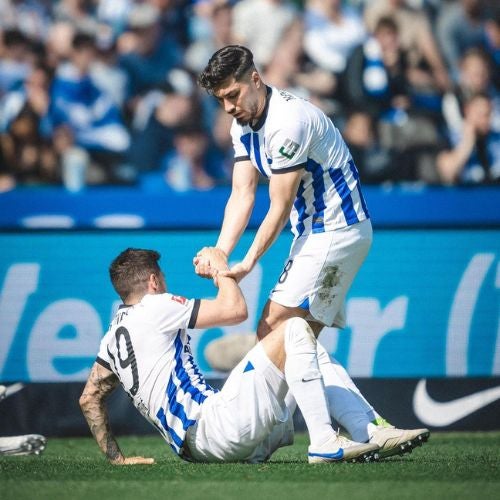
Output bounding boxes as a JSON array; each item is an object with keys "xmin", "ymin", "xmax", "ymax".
[
  {"xmin": 96, "ymin": 293, "xmax": 214, "ymax": 457},
  {"xmin": 230, "ymin": 86, "xmax": 369, "ymax": 238}
]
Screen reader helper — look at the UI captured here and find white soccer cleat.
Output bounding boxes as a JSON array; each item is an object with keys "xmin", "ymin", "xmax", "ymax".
[
  {"xmin": 369, "ymin": 426, "xmax": 430, "ymax": 458},
  {"xmin": 308, "ymin": 433, "xmax": 380, "ymax": 464},
  {"xmin": 0, "ymin": 434, "xmax": 47, "ymax": 456}
]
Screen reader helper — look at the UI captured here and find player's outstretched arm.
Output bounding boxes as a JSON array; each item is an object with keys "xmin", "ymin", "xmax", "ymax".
[
  {"xmin": 194, "ymin": 247, "xmax": 248, "ymax": 329},
  {"xmin": 194, "ymin": 161, "xmax": 258, "ymax": 279},
  {"xmin": 79, "ymin": 362, "xmax": 154, "ymax": 465},
  {"xmin": 220, "ymin": 168, "xmax": 302, "ymax": 282}
]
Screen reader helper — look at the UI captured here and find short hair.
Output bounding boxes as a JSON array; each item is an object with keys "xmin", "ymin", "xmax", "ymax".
[
  {"xmin": 374, "ymin": 16, "xmax": 399, "ymax": 34},
  {"xmin": 72, "ymin": 32, "xmax": 95, "ymax": 51},
  {"xmin": 197, "ymin": 45, "xmax": 255, "ymax": 95},
  {"xmin": 109, "ymin": 248, "xmax": 161, "ymax": 301}
]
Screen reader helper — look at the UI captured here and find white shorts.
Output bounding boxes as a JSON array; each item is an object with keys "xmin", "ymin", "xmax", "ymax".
[
  {"xmin": 269, "ymin": 219, "xmax": 373, "ymax": 328},
  {"xmin": 184, "ymin": 343, "xmax": 290, "ymax": 463}
]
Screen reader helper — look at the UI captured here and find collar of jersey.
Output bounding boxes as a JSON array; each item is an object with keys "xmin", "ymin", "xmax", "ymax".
[
  {"xmin": 250, "ymin": 85, "xmax": 272, "ymax": 132},
  {"xmin": 118, "ymin": 304, "xmax": 133, "ymax": 309}
]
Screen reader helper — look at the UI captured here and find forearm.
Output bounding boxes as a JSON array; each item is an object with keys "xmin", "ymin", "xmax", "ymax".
[
  {"xmin": 216, "ymin": 189, "xmax": 255, "ymax": 257},
  {"xmin": 81, "ymin": 398, "xmax": 124, "ymax": 463},
  {"xmin": 243, "ymin": 203, "xmax": 289, "ymax": 269}
]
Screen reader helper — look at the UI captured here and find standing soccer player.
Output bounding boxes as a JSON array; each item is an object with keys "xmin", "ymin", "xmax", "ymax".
[{"xmin": 195, "ymin": 45, "xmax": 429, "ymax": 457}]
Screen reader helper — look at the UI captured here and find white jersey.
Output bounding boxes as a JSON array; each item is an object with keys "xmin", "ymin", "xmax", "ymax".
[
  {"xmin": 96, "ymin": 293, "xmax": 215, "ymax": 456},
  {"xmin": 230, "ymin": 86, "xmax": 370, "ymax": 239}
]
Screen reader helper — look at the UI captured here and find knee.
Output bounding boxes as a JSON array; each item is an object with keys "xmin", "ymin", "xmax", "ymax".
[
  {"xmin": 284, "ymin": 317, "xmax": 316, "ymax": 348},
  {"xmin": 256, "ymin": 316, "xmax": 273, "ymax": 340}
]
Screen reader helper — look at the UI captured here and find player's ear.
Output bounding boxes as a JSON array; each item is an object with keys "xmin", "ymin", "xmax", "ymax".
[
  {"xmin": 149, "ymin": 273, "xmax": 159, "ymax": 292},
  {"xmin": 251, "ymin": 71, "xmax": 261, "ymax": 88}
]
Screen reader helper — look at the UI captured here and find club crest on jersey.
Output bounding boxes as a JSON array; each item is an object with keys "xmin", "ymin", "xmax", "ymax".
[
  {"xmin": 171, "ymin": 295, "xmax": 187, "ymax": 305},
  {"xmin": 279, "ymin": 139, "xmax": 299, "ymax": 159}
]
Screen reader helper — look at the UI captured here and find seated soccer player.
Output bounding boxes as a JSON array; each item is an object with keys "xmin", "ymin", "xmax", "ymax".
[{"xmin": 80, "ymin": 247, "xmax": 381, "ymax": 464}]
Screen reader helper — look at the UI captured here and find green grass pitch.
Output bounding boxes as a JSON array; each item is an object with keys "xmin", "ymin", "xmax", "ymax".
[{"xmin": 1, "ymin": 432, "xmax": 499, "ymax": 500}]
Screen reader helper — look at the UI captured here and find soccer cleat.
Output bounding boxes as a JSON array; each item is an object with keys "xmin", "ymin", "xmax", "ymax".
[
  {"xmin": 0, "ymin": 434, "xmax": 47, "ymax": 456},
  {"xmin": 308, "ymin": 433, "xmax": 380, "ymax": 464},
  {"xmin": 369, "ymin": 426, "xmax": 430, "ymax": 458}
]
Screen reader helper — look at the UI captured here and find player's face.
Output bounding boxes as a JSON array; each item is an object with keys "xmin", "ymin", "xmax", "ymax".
[{"xmin": 214, "ymin": 72, "xmax": 264, "ymax": 126}]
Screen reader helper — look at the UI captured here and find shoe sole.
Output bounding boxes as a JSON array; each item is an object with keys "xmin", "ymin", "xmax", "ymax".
[
  {"xmin": 379, "ymin": 430, "xmax": 430, "ymax": 459},
  {"xmin": 1, "ymin": 436, "xmax": 47, "ymax": 456},
  {"xmin": 309, "ymin": 447, "xmax": 380, "ymax": 464}
]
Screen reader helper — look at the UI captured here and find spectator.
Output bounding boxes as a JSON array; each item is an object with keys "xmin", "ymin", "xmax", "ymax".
[
  {"xmin": 344, "ymin": 17, "xmax": 441, "ymax": 182},
  {"xmin": 48, "ymin": 32, "xmax": 130, "ymax": 184},
  {"xmin": 117, "ymin": 2, "xmax": 182, "ymax": 99},
  {"xmin": 141, "ymin": 125, "xmax": 226, "ymax": 191},
  {"xmin": 303, "ymin": 0, "xmax": 366, "ymax": 76},
  {"xmin": 342, "ymin": 111, "xmax": 395, "ymax": 184},
  {"xmin": 364, "ymin": 0, "xmax": 451, "ymax": 96},
  {"xmin": 437, "ymin": 92, "xmax": 500, "ymax": 184},
  {"xmin": 45, "ymin": 21, "xmax": 76, "ymax": 68},
  {"xmin": 436, "ymin": 0, "xmax": 487, "ymax": 83},
  {"xmin": 0, "ymin": 29, "xmax": 33, "ymax": 98},
  {"xmin": 344, "ymin": 17, "xmax": 411, "ymax": 119},
  {"xmin": 128, "ymin": 79, "xmax": 200, "ymax": 173},
  {"xmin": 442, "ymin": 48, "xmax": 500, "ymax": 139},
  {"xmin": 91, "ymin": 28, "xmax": 129, "ymax": 107},
  {"xmin": 0, "ymin": 62, "xmax": 58, "ymax": 189}
]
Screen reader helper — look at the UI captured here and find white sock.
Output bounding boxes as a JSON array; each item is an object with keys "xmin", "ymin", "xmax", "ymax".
[
  {"xmin": 316, "ymin": 341, "xmax": 378, "ymax": 442},
  {"xmin": 284, "ymin": 318, "xmax": 335, "ymax": 447}
]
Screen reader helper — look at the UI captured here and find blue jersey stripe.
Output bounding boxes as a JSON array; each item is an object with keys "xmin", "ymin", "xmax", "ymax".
[
  {"xmin": 348, "ymin": 160, "xmax": 370, "ymax": 218},
  {"xmin": 156, "ymin": 407, "xmax": 184, "ymax": 449},
  {"xmin": 240, "ymin": 133, "xmax": 251, "ymax": 156},
  {"xmin": 293, "ymin": 180, "xmax": 307, "ymax": 237},
  {"xmin": 252, "ymin": 133, "xmax": 268, "ymax": 177},
  {"xmin": 306, "ymin": 159, "xmax": 327, "ymax": 233},
  {"xmin": 173, "ymin": 334, "xmax": 210, "ymax": 405},
  {"xmin": 329, "ymin": 166, "xmax": 359, "ymax": 225}
]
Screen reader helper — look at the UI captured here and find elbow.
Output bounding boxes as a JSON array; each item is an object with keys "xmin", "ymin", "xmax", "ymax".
[
  {"xmin": 79, "ymin": 393, "xmax": 91, "ymax": 410},
  {"xmin": 227, "ymin": 298, "xmax": 248, "ymax": 325},
  {"xmin": 235, "ymin": 299, "xmax": 248, "ymax": 324},
  {"xmin": 79, "ymin": 392, "xmax": 97, "ymax": 413}
]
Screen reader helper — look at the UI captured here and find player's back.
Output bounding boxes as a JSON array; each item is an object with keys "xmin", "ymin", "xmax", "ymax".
[{"xmin": 97, "ymin": 293, "xmax": 214, "ymax": 454}]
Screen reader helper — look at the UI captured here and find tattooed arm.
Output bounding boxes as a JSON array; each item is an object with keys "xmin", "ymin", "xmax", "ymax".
[{"xmin": 79, "ymin": 362, "xmax": 154, "ymax": 465}]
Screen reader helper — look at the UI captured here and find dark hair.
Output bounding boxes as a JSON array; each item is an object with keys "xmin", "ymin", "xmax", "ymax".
[
  {"xmin": 198, "ymin": 45, "xmax": 255, "ymax": 95},
  {"xmin": 374, "ymin": 16, "xmax": 399, "ymax": 34},
  {"xmin": 72, "ymin": 32, "xmax": 95, "ymax": 51},
  {"xmin": 109, "ymin": 248, "xmax": 161, "ymax": 301},
  {"xmin": 3, "ymin": 29, "xmax": 28, "ymax": 48}
]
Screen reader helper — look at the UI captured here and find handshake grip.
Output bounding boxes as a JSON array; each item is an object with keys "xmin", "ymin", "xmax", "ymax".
[{"xmin": 193, "ymin": 247, "xmax": 229, "ymax": 281}]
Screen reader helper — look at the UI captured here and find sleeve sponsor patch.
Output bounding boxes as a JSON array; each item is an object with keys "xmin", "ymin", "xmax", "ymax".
[
  {"xmin": 279, "ymin": 139, "xmax": 300, "ymax": 160},
  {"xmin": 171, "ymin": 295, "xmax": 187, "ymax": 305}
]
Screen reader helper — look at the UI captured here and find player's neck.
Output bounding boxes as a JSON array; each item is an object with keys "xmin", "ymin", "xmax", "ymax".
[{"xmin": 251, "ymin": 86, "xmax": 269, "ymax": 127}]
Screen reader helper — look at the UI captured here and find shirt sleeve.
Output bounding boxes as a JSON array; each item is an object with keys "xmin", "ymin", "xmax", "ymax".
[
  {"xmin": 230, "ymin": 120, "xmax": 251, "ymax": 162},
  {"xmin": 144, "ymin": 294, "xmax": 200, "ymax": 333},
  {"xmin": 96, "ymin": 334, "xmax": 112, "ymax": 370},
  {"xmin": 267, "ymin": 114, "xmax": 310, "ymax": 173}
]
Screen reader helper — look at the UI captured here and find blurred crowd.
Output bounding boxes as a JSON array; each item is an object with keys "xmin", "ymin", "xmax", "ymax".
[{"xmin": 0, "ymin": 0, "xmax": 498, "ymax": 193}]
